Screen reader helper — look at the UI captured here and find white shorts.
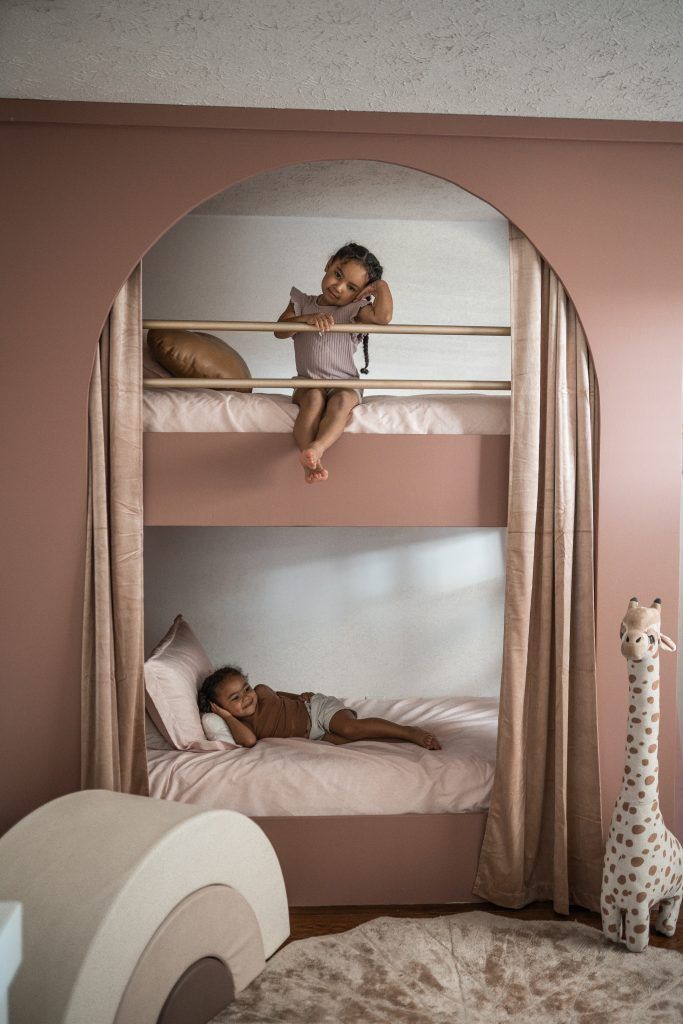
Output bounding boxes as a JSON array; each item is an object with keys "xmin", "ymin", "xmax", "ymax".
[{"xmin": 305, "ymin": 693, "xmax": 357, "ymax": 740}]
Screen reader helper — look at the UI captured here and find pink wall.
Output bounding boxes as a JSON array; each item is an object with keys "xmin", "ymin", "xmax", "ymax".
[{"xmin": 1, "ymin": 101, "xmax": 681, "ymax": 838}]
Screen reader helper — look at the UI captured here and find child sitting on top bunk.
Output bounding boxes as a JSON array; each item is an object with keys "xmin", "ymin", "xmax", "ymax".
[
  {"xmin": 198, "ymin": 666, "xmax": 441, "ymax": 750},
  {"xmin": 274, "ymin": 241, "xmax": 393, "ymax": 484}
]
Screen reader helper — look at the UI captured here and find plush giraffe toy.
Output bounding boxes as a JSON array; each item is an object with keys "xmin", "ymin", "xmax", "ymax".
[{"xmin": 601, "ymin": 597, "xmax": 682, "ymax": 951}]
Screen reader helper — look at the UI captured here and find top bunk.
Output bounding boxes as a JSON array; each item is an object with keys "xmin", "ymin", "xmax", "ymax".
[{"xmin": 142, "ymin": 319, "xmax": 511, "ymax": 528}]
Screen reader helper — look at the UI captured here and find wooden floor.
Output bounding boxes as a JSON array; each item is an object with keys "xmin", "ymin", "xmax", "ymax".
[{"xmin": 288, "ymin": 901, "xmax": 683, "ymax": 953}]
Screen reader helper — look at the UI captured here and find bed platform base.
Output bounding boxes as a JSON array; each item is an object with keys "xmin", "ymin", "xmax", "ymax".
[
  {"xmin": 143, "ymin": 433, "xmax": 509, "ymax": 527},
  {"xmin": 253, "ymin": 812, "xmax": 488, "ymax": 906}
]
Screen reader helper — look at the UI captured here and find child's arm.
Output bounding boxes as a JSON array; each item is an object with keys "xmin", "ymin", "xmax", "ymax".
[
  {"xmin": 276, "ymin": 690, "xmax": 314, "ymax": 701},
  {"xmin": 354, "ymin": 280, "xmax": 393, "ymax": 325},
  {"xmin": 209, "ymin": 702, "xmax": 257, "ymax": 747},
  {"xmin": 274, "ymin": 301, "xmax": 335, "ymax": 339}
]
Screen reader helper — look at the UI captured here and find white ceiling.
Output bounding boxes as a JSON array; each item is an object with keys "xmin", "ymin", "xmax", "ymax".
[
  {"xmin": 1, "ymin": 0, "xmax": 680, "ymax": 121},
  {"xmin": 193, "ymin": 161, "xmax": 505, "ymax": 221}
]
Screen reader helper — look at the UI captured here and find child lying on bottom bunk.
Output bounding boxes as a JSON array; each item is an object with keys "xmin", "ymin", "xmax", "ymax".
[{"xmin": 198, "ymin": 666, "xmax": 441, "ymax": 750}]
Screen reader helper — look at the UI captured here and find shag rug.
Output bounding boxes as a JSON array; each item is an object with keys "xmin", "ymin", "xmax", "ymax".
[{"xmin": 216, "ymin": 911, "xmax": 683, "ymax": 1024}]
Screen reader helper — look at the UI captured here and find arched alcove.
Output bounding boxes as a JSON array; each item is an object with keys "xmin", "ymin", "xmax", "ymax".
[{"xmin": 1, "ymin": 103, "xmax": 679, "ymax": 843}]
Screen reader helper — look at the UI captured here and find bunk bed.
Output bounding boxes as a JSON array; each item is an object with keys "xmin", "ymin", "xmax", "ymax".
[{"xmin": 142, "ymin": 318, "xmax": 510, "ymax": 904}]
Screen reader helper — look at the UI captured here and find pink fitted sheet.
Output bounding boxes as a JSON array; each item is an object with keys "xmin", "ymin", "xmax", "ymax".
[{"xmin": 146, "ymin": 696, "xmax": 498, "ymax": 816}]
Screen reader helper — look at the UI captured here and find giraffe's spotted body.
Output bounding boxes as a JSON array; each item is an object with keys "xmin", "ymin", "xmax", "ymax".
[{"xmin": 601, "ymin": 598, "xmax": 682, "ymax": 952}]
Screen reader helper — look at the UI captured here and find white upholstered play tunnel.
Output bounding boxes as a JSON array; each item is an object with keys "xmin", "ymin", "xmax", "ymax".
[{"xmin": 0, "ymin": 791, "xmax": 290, "ymax": 1024}]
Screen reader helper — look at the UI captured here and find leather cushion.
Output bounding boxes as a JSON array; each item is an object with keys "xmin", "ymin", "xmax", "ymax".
[{"xmin": 147, "ymin": 329, "xmax": 252, "ymax": 392}]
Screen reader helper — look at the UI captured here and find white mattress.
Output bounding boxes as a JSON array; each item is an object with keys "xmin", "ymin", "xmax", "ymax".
[
  {"xmin": 143, "ymin": 389, "xmax": 510, "ymax": 435},
  {"xmin": 146, "ymin": 696, "xmax": 498, "ymax": 816}
]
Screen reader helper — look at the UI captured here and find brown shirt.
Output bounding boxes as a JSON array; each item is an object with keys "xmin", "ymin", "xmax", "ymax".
[{"xmin": 243, "ymin": 684, "xmax": 311, "ymax": 739}]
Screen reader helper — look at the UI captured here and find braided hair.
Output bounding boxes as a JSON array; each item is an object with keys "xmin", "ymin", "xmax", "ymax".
[
  {"xmin": 197, "ymin": 665, "xmax": 246, "ymax": 715},
  {"xmin": 330, "ymin": 242, "xmax": 383, "ymax": 375}
]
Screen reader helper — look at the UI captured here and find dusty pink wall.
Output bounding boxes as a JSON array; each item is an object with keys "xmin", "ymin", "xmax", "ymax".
[{"xmin": 1, "ymin": 102, "xmax": 681, "ymax": 838}]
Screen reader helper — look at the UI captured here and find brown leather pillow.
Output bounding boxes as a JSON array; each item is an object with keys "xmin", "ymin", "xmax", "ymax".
[{"xmin": 147, "ymin": 330, "xmax": 252, "ymax": 393}]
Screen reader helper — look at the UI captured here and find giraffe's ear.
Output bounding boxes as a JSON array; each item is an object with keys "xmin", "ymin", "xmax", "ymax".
[{"xmin": 659, "ymin": 633, "xmax": 677, "ymax": 652}]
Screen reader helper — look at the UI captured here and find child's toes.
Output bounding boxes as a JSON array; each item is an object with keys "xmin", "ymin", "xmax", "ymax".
[{"xmin": 300, "ymin": 448, "xmax": 318, "ymax": 470}]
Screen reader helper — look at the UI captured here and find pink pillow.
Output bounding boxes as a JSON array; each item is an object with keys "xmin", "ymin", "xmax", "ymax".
[{"xmin": 144, "ymin": 615, "xmax": 236, "ymax": 751}]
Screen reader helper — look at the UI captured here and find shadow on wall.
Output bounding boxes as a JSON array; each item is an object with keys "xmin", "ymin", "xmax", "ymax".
[
  {"xmin": 145, "ymin": 525, "xmax": 505, "ymax": 572},
  {"xmin": 143, "ymin": 526, "xmax": 506, "ymax": 699}
]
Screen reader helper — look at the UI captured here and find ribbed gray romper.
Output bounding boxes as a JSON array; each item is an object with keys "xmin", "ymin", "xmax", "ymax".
[{"xmin": 289, "ymin": 286, "xmax": 372, "ymax": 397}]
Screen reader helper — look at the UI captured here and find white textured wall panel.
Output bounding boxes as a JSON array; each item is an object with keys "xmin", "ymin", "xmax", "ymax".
[
  {"xmin": 1, "ymin": 0, "xmax": 680, "ymax": 120},
  {"xmin": 144, "ymin": 527, "xmax": 506, "ymax": 700}
]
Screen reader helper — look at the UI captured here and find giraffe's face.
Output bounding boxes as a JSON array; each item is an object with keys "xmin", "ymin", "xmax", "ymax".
[
  {"xmin": 620, "ymin": 620, "xmax": 659, "ymax": 661},
  {"xmin": 620, "ymin": 597, "xmax": 676, "ymax": 662}
]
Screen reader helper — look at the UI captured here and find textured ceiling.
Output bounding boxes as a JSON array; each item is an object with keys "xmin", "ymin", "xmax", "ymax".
[
  {"xmin": 1, "ymin": 0, "xmax": 681, "ymax": 121},
  {"xmin": 194, "ymin": 161, "xmax": 505, "ymax": 220}
]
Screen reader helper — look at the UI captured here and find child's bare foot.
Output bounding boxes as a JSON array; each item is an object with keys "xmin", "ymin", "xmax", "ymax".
[
  {"xmin": 406, "ymin": 727, "xmax": 441, "ymax": 750},
  {"xmin": 304, "ymin": 461, "xmax": 328, "ymax": 484},
  {"xmin": 300, "ymin": 445, "xmax": 328, "ymax": 483},
  {"xmin": 300, "ymin": 444, "xmax": 323, "ymax": 470}
]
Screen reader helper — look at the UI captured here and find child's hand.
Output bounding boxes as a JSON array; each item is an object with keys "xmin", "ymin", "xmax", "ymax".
[
  {"xmin": 302, "ymin": 314, "xmax": 335, "ymax": 331},
  {"xmin": 355, "ymin": 279, "xmax": 391, "ymax": 303},
  {"xmin": 210, "ymin": 701, "xmax": 232, "ymax": 721}
]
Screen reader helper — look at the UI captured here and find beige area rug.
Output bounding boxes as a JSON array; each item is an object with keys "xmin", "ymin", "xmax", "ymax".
[{"xmin": 216, "ymin": 912, "xmax": 683, "ymax": 1024}]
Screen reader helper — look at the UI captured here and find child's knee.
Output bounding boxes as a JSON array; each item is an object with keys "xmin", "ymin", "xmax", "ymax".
[
  {"xmin": 298, "ymin": 389, "xmax": 326, "ymax": 413},
  {"xmin": 329, "ymin": 710, "xmax": 358, "ymax": 737},
  {"xmin": 329, "ymin": 392, "xmax": 358, "ymax": 416}
]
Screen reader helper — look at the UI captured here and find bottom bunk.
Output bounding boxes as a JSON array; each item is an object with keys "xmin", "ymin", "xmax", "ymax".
[{"xmin": 146, "ymin": 695, "xmax": 497, "ymax": 905}]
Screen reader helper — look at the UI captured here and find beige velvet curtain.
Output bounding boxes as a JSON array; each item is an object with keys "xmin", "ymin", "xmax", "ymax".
[
  {"xmin": 81, "ymin": 265, "xmax": 148, "ymax": 795},
  {"xmin": 473, "ymin": 226, "xmax": 603, "ymax": 914}
]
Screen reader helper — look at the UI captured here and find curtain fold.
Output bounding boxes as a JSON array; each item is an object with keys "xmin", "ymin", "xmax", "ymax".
[
  {"xmin": 81, "ymin": 264, "xmax": 148, "ymax": 795},
  {"xmin": 473, "ymin": 226, "xmax": 603, "ymax": 913}
]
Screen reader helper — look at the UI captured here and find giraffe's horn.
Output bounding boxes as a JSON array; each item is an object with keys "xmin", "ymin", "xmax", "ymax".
[{"xmin": 629, "ymin": 596, "xmax": 639, "ymax": 608}]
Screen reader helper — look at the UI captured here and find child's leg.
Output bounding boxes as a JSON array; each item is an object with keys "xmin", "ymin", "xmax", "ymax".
[
  {"xmin": 301, "ymin": 390, "xmax": 359, "ymax": 481},
  {"xmin": 292, "ymin": 388, "xmax": 327, "ymax": 482},
  {"xmin": 315, "ymin": 390, "xmax": 360, "ymax": 453},
  {"xmin": 327, "ymin": 710, "xmax": 441, "ymax": 750}
]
